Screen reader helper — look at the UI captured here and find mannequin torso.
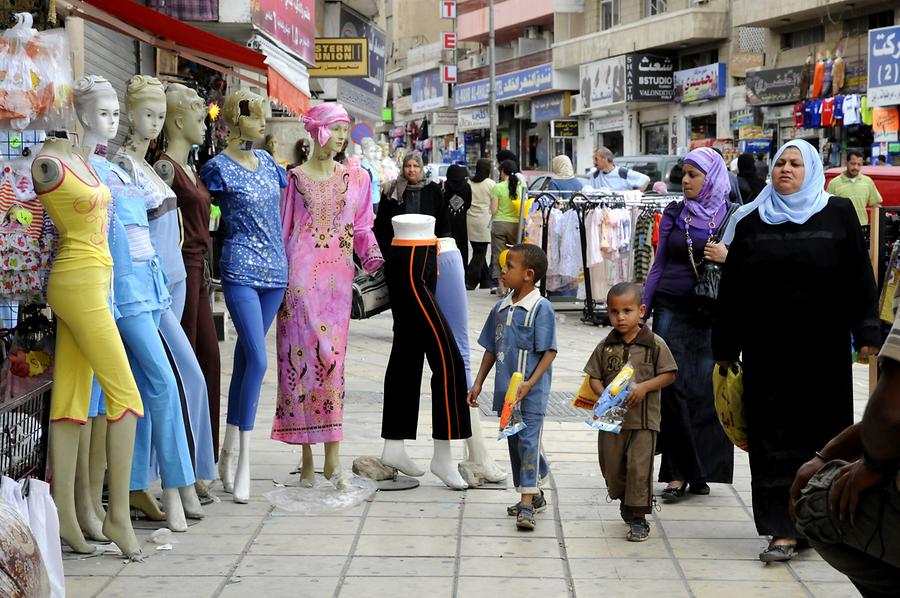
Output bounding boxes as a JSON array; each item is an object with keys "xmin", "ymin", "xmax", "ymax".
[{"xmin": 392, "ymin": 214, "xmax": 436, "ymax": 240}]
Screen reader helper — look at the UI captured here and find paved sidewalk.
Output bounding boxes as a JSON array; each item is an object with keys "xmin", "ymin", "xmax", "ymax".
[{"xmin": 64, "ymin": 291, "xmax": 867, "ymax": 597}]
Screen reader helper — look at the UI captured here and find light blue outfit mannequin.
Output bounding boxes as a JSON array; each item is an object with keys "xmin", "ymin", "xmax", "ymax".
[
  {"xmin": 114, "ymin": 151, "xmax": 216, "ymax": 483},
  {"xmin": 90, "ymin": 156, "xmax": 195, "ymax": 490}
]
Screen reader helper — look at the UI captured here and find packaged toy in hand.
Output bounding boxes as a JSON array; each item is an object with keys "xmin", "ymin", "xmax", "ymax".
[
  {"xmin": 586, "ymin": 362, "xmax": 635, "ymax": 434},
  {"xmin": 498, "ymin": 372, "xmax": 527, "ymax": 440}
]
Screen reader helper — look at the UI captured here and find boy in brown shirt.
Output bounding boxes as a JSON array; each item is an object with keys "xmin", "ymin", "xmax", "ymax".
[{"xmin": 583, "ymin": 283, "xmax": 677, "ymax": 541}]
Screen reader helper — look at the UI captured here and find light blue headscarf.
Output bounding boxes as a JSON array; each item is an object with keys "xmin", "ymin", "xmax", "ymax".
[{"xmin": 722, "ymin": 139, "xmax": 830, "ymax": 245}]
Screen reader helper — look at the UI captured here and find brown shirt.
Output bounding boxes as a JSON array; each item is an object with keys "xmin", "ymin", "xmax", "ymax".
[
  {"xmin": 161, "ymin": 154, "xmax": 212, "ymax": 268},
  {"xmin": 583, "ymin": 325, "xmax": 677, "ymax": 432}
]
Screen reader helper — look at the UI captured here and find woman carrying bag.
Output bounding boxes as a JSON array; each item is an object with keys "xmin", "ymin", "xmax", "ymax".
[{"xmin": 643, "ymin": 147, "xmax": 736, "ymax": 502}]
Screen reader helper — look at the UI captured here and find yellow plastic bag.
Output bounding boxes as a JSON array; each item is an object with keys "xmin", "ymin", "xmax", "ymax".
[
  {"xmin": 713, "ymin": 362, "xmax": 748, "ymax": 452},
  {"xmin": 571, "ymin": 375, "xmax": 599, "ymax": 410}
]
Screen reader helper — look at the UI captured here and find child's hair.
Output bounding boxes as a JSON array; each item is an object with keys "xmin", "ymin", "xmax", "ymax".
[
  {"xmin": 607, "ymin": 282, "xmax": 643, "ymax": 305},
  {"xmin": 509, "ymin": 243, "xmax": 548, "ymax": 282},
  {"xmin": 500, "ymin": 159, "xmax": 520, "ymax": 200}
]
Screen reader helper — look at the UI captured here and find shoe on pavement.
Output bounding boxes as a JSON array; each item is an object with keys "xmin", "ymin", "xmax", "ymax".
[
  {"xmin": 507, "ymin": 491, "xmax": 547, "ymax": 516},
  {"xmin": 516, "ymin": 505, "xmax": 536, "ymax": 531},
  {"xmin": 626, "ymin": 518, "xmax": 650, "ymax": 542}
]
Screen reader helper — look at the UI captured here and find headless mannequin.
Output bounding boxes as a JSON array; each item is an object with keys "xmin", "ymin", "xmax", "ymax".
[
  {"xmin": 381, "ymin": 215, "xmax": 468, "ymax": 490},
  {"xmin": 114, "ymin": 81, "xmax": 203, "ymax": 530},
  {"xmin": 33, "ymin": 136, "xmax": 142, "ymax": 557},
  {"xmin": 215, "ymin": 93, "xmax": 271, "ymax": 503},
  {"xmin": 294, "ymin": 121, "xmax": 352, "ymax": 489}
]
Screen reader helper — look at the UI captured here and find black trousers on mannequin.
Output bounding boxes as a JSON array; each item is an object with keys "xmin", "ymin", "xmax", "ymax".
[
  {"xmin": 466, "ymin": 241, "xmax": 492, "ymax": 289},
  {"xmin": 382, "ymin": 240, "xmax": 472, "ymax": 441}
]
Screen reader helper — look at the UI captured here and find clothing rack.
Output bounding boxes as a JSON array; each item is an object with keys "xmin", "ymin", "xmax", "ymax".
[{"xmin": 526, "ymin": 190, "xmax": 680, "ymax": 325}]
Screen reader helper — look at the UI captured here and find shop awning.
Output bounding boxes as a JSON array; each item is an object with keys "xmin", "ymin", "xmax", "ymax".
[{"xmin": 62, "ymin": 0, "xmax": 312, "ymax": 113}]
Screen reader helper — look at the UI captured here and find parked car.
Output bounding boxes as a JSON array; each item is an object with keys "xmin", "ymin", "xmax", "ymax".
[
  {"xmin": 423, "ymin": 163, "xmax": 451, "ymax": 184},
  {"xmin": 528, "ymin": 173, "xmax": 591, "ymax": 193},
  {"xmin": 523, "ymin": 170, "xmax": 554, "ymax": 190},
  {"xmin": 610, "ymin": 155, "xmax": 684, "ymax": 191}
]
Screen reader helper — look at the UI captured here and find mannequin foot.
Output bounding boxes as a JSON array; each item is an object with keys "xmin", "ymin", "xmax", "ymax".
[
  {"xmin": 162, "ymin": 488, "xmax": 188, "ymax": 532},
  {"xmin": 180, "ymin": 486, "xmax": 205, "ymax": 519},
  {"xmin": 102, "ymin": 510, "xmax": 141, "ymax": 558},
  {"xmin": 233, "ymin": 432, "xmax": 251, "ymax": 504},
  {"xmin": 381, "ymin": 441, "xmax": 425, "ymax": 477},
  {"xmin": 194, "ymin": 480, "xmax": 210, "ymax": 499},
  {"xmin": 218, "ymin": 447, "xmax": 237, "ymax": 493},
  {"xmin": 327, "ymin": 469, "xmax": 352, "ymax": 491},
  {"xmin": 77, "ymin": 503, "xmax": 108, "ymax": 542},
  {"xmin": 299, "ymin": 469, "xmax": 316, "ymax": 488},
  {"xmin": 130, "ymin": 490, "xmax": 166, "ymax": 521},
  {"xmin": 430, "ymin": 458, "xmax": 468, "ymax": 490},
  {"xmin": 59, "ymin": 520, "xmax": 96, "ymax": 554},
  {"xmin": 477, "ymin": 459, "xmax": 508, "ymax": 483},
  {"xmin": 233, "ymin": 472, "xmax": 250, "ymax": 504}
]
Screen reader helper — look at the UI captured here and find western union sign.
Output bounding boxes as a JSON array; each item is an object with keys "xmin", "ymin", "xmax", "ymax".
[{"xmin": 308, "ymin": 38, "xmax": 369, "ymax": 78}]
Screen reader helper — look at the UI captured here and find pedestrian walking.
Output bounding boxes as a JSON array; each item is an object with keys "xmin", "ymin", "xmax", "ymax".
[
  {"xmin": 714, "ymin": 139, "xmax": 881, "ymax": 562},
  {"xmin": 443, "ymin": 163, "xmax": 472, "ymax": 267},
  {"xmin": 489, "ymin": 160, "xmax": 527, "ymax": 294},
  {"xmin": 737, "ymin": 153, "xmax": 766, "ymax": 203},
  {"xmin": 466, "ymin": 158, "xmax": 495, "ymax": 290},
  {"xmin": 643, "ymin": 147, "xmax": 736, "ymax": 501}
]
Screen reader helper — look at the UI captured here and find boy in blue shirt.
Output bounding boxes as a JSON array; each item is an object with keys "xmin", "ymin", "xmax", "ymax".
[{"xmin": 468, "ymin": 244, "xmax": 558, "ymax": 530}]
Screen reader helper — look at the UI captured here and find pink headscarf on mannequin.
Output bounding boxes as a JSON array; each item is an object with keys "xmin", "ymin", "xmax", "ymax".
[{"xmin": 301, "ymin": 103, "xmax": 351, "ymax": 147}]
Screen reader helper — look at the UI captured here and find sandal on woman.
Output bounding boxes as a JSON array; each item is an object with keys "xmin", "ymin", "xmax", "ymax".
[
  {"xmin": 759, "ymin": 541, "xmax": 796, "ymax": 563},
  {"xmin": 660, "ymin": 481, "xmax": 688, "ymax": 501}
]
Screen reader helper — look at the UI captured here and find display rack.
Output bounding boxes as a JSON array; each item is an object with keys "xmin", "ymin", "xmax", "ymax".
[{"xmin": 0, "ymin": 379, "xmax": 52, "ymax": 481}]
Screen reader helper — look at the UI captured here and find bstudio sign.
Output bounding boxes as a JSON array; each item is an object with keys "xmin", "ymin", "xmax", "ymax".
[{"xmin": 626, "ymin": 54, "xmax": 674, "ymax": 102}]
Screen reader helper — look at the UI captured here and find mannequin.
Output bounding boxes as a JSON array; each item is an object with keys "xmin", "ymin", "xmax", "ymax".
[
  {"xmin": 359, "ymin": 137, "xmax": 381, "ymax": 213},
  {"xmin": 811, "ymin": 50, "xmax": 825, "ymax": 99},
  {"xmin": 33, "ymin": 134, "xmax": 143, "ymax": 558},
  {"xmin": 200, "ymin": 90, "xmax": 288, "ymax": 503},
  {"xmin": 823, "ymin": 50, "xmax": 834, "ymax": 98},
  {"xmin": 76, "ymin": 75, "xmax": 202, "ymax": 532},
  {"xmin": 380, "ymin": 209, "xmax": 471, "ymax": 490},
  {"xmin": 800, "ymin": 52, "xmax": 812, "ymax": 100},
  {"xmin": 155, "ymin": 84, "xmax": 221, "ymax": 470},
  {"xmin": 832, "ymin": 48, "xmax": 845, "ymax": 95},
  {"xmin": 272, "ymin": 102, "xmax": 383, "ymax": 490}
]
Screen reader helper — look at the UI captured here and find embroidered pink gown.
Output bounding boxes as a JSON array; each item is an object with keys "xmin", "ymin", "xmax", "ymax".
[{"xmin": 272, "ymin": 163, "xmax": 383, "ymax": 445}]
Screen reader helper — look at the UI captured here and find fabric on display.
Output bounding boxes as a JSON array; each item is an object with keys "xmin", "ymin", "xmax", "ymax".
[{"xmin": 23, "ymin": 479, "xmax": 63, "ymax": 598}]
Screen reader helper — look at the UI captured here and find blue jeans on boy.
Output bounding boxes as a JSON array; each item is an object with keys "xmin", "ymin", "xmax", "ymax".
[{"xmin": 506, "ymin": 409, "xmax": 550, "ymax": 494}]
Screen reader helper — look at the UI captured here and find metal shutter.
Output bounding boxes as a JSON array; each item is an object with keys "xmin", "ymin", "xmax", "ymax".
[{"xmin": 83, "ymin": 21, "xmax": 139, "ymax": 150}]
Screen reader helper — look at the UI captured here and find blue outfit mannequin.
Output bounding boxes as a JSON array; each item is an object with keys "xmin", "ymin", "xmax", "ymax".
[
  {"xmin": 90, "ymin": 155, "xmax": 195, "ymax": 491},
  {"xmin": 114, "ymin": 151, "xmax": 216, "ymax": 483}
]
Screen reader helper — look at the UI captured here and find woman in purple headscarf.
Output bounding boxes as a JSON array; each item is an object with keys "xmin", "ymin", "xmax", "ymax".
[{"xmin": 643, "ymin": 147, "xmax": 736, "ymax": 501}]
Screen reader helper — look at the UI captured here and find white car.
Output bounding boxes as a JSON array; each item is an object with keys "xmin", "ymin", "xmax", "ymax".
[{"xmin": 423, "ymin": 163, "xmax": 451, "ymax": 184}]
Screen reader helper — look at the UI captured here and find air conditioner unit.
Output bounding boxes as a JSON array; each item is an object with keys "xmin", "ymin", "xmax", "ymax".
[
  {"xmin": 514, "ymin": 102, "xmax": 529, "ymax": 119},
  {"xmin": 524, "ymin": 26, "xmax": 541, "ymax": 39}
]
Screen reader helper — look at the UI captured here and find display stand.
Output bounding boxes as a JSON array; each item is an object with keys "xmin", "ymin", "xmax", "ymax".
[
  {"xmin": 376, "ymin": 474, "xmax": 420, "ymax": 492},
  {"xmin": 0, "ymin": 379, "xmax": 52, "ymax": 481}
]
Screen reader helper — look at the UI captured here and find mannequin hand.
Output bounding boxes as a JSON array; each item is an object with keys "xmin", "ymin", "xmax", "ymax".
[
  {"xmin": 466, "ymin": 383, "xmax": 482, "ymax": 408},
  {"xmin": 703, "ymin": 242, "xmax": 728, "ymax": 263}
]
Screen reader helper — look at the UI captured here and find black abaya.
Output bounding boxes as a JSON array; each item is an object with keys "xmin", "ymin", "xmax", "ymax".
[{"xmin": 713, "ymin": 197, "xmax": 880, "ymax": 538}]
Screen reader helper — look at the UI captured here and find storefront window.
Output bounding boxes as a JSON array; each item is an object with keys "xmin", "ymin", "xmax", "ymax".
[
  {"xmin": 689, "ymin": 115, "xmax": 717, "ymax": 142},
  {"xmin": 599, "ymin": 131, "xmax": 623, "ymax": 156},
  {"xmin": 643, "ymin": 124, "xmax": 668, "ymax": 155}
]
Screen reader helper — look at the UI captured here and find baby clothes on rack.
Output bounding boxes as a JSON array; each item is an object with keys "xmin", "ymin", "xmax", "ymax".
[{"xmin": 546, "ymin": 208, "xmax": 581, "ymax": 292}]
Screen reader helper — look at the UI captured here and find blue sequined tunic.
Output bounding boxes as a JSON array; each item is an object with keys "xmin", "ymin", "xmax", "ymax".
[{"xmin": 200, "ymin": 150, "xmax": 288, "ymax": 289}]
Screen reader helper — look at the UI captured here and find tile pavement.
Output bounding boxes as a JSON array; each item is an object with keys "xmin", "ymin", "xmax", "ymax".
[{"xmin": 64, "ymin": 291, "xmax": 867, "ymax": 597}]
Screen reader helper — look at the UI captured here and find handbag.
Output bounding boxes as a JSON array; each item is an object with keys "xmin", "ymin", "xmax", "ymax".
[
  {"xmin": 350, "ymin": 268, "xmax": 390, "ymax": 320},
  {"xmin": 712, "ymin": 361, "xmax": 747, "ymax": 451},
  {"xmin": 685, "ymin": 203, "xmax": 739, "ymax": 315}
]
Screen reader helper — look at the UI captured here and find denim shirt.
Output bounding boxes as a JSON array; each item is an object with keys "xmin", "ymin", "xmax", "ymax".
[{"xmin": 478, "ymin": 288, "xmax": 558, "ymax": 415}]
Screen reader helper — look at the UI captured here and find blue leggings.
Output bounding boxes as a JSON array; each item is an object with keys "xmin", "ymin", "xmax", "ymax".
[
  {"xmin": 223, "ymin": 282, "xmax": 285, "ymax": 431},
  {"xmin": 435, "ymin": 247, "xmax": 472, "ymax": 388}
]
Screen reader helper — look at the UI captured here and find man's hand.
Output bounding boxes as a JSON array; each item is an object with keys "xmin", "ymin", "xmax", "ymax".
[
  {"xmin": 515, "ymin": 379, "xmax": 534, "ymax": 404},
  {"xmin": 789, "ymin": 455, "xmax": 827, "ymax": 521},
  {"xmin": 830, "ymin": 459, "xmax": 887, "ymax": 524},
  {"xmin": 623, "ymin": 382, "xmax": 648, "ymax": 409},
  {"xmin": 466, "ymin": 383, "xmax": 482, "ymax": 408}
]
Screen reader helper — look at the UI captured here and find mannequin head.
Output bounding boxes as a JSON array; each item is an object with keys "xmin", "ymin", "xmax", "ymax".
[
  {"xmin": 360, "ymin": 137, "xmax": 377, "ymax": 163},
  {"xmin": 164, "ymin": 83, "xmax": 206, "ymax": 146},
  {"xmin": 223, "ymin": 90, "xmax": 267, "ymax": 144},
  {"xmin": 265, "ymin": 134, "xmax": 278, "ymax": 156},
  {"xmin": 301, "ymin": 102, "xmax": 351, "ymax": 159},
  {"xmin": 376, "ymin": 146, "xmax": 384, "ymax": 161},
  {"xmin": 124, "ymin": 75, "xmax": 166, "ymax": 142},
  {"xmin": 73, "ymin": 75, "xmax": 119, "ymax": 144}
]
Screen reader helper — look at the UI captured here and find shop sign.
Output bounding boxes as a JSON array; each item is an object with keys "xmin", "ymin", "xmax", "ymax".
[
  {"xmin": 578, "ymin": 56, "xmax": 626, "ymax": 110},
  {"xmin": 531, "ymin": 92, "xmax": 570, "ymax": 122},
  {"xmin": 412, "ymin": 69, "xmax": 448, "ymax": 113},
  {"xmin": 729, "ymin": 108, "xmax": 759, "ymax": 129},
  {"xmin": 550, "ymin": 120, "xmax": 579, "ymax": 138},
  {"xmin": 843, "ymin": 59, "xmax": 868, "ymax": 94},
  {"xmin": 730, "ymin": 52, "xmax": 765, "ymax": 78},
  {"xmin": 868, "ymin": 25, "xmax": 900, "ymax": 107},
  {"xmin": 674, "ymin": 63, "xmax": 726, "ymax": 103},
  {"xmin": 338, "ymin": 6, "xmax": 386, "ymax": 99},
  {"xmin": 745, "ymin": 66, "xmax": 803, "ymax": 105},
  {"xmin": 873, "ymin": 107, "xmax": 899, "ymax": 142},
  {"xmin": 625, "ymin": 54, "xmax": 674, "ymax": 102},
  {"xmin": 393, "ymin": 95, "xmax": 412, "ymax": 113},
  {"xmin": 251, "ymin": 0, "xmax": 316, "ymax": 65},
  {"xmin": 458, "ymin": 106, "xmax": 490, "ymax": 131},
  {"xmin": 382, "ymin": 108, "xmax": 392, "ymax": 122},
  {"xmin": 307, "ymin": 38, "xmax": 368, "ymax": 78},
  {"xmin": 440, "ymin": 1, "xmax": 457, "ymax": 19},
  {"xmin": 738, "ymin": 126, "xmax": 773, "ymax": 140},
  {"xmin": 442, "ymin": 32, "xmax": 457, "ymax": 51},
  {"xmin": 441, "ymin": 65, "xmax": 457, "ymax": 84},
  {"xmin": 431, "ymin": 112, "xmax": 457, "ymax": 127},
  {"xmin": 453, "ymin": 64, "xmax": 553, "ymax": 109}
]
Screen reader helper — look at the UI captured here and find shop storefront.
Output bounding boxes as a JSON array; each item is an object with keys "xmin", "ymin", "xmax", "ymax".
[
  {"xmin": 529, "ymin": 92, "xmax": 571, "ymax": 169},
  {"xmin": 869, "ymin": 24, "xmax": 900, "ymax": 165}
]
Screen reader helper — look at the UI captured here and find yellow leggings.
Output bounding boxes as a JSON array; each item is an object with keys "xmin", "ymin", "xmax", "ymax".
[{"xmin": 48, "ymin": 266, "xmax": 143, "ymax": 423}]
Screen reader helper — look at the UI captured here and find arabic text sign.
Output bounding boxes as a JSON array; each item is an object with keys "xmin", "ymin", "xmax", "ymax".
[
  {"xmin": 550, "ymin": 120, "xmax": 579, "ymax": 138},
  {"xmin": 531, "ymin": 92, "xmax": 569, "ymax": 122},
  {"xmin": 308, "ymin": 38, "xmax": 368, "ymax": 78},
  {"xmin": 674, "ymin": 63, "xmax": 726, "ymax": 103},
  {"xmin": 745, "ymin": 66, "xmax": 803, "ymax": 105},
  {"xmin": 412, "ymin": 69, "xmax": 448, "ymax": 113},
  {"xmin": 869, "ymin": 25, "xmax": 900, "ymax": 108},
  {"xmin": 453, "ymin": 64, "xmax": 553, "ymax": 109},
  {"xmin": 251, "ymin": 0, "xmax": 316, "ymax": 65},
  {"xmin": 458, "ymin": 107, "xmax": 489, "ymax": 131},
  {"xmin": 626, "ymin": 54, "xmax": 673, "ymax": 102},
  {"xmin": 873, "ymin": 107, "xmax": 899, "ymax": 142}
]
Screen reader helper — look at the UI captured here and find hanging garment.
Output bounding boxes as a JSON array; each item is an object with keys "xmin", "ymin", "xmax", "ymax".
[
  {"xmin": 632, "ymin": 210, "xmax": 656, "ymax": 283},
  {"xmin": 23, "ymin": 479, "xmax": 63, "ymax": 598},
  {"xmin": 811, "ymin": 59, "xmax": 825, "ymax": 98},
  {"xmin": 0, "ymin": 476, "xmax": 28, "ymax": 520},
  {"xmin": 843, "ymin": 94, "xmax": 861, "ymax": 126}
]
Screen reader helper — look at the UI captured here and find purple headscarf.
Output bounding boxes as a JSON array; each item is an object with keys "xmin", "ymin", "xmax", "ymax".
[{"xmin": 681, "ymin": 147, "xmax": 731, "ymax": 223}]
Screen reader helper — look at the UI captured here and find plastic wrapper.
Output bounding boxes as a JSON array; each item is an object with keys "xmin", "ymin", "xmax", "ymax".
[
  {"xmin": 263, "ymin": 475, "xmax": 377, "ymax": 514},
  {"xmin": 498, "ymin": 372, "xmax": 527, "ymax": 440},
  {"xmin": 571, "ymin": 374, "xmax": 599, "ymax": 410},
  {"xmin": 0, "ymin": 15, "xmax": 74, "ymax": 132},
  {"xmin": 586, "ymin": 362, "xmax": 635, "ymax": 434}
]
